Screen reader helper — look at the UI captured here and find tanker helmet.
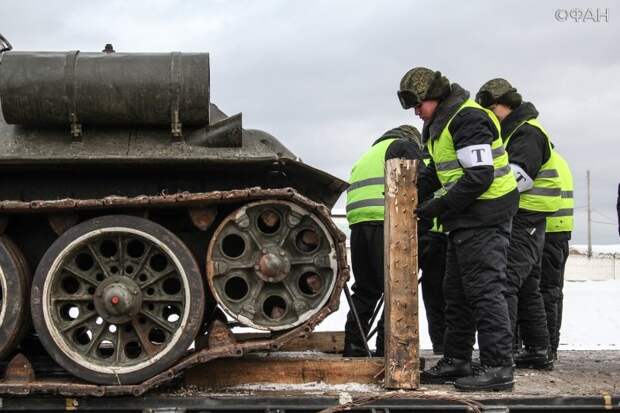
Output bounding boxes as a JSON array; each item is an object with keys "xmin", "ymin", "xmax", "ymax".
[
  {"xmin": 381, "ymin": 125, "xmax": 422, "ymax": 148},
  {"xmin": 397, "ymin": 67, "xmax": 450, "ymax": 109},
  {"xmin": 476, "ymin": 78, "xmax": 522, "ymax": 109}
]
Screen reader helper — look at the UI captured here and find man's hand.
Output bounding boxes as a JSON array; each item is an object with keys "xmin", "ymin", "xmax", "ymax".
[{"xmin": 415, "ymin": 197, "xmax": 447, "ymax": 219}]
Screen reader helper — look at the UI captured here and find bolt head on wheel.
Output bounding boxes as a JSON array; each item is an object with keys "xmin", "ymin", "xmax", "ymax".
[
  {"xmin": 94, "ymin": 276, "xmax": 142, "ymax": 324},
  {"xmin": 257, "ymin": 248, "xmax": 291, "ymax": 283}
]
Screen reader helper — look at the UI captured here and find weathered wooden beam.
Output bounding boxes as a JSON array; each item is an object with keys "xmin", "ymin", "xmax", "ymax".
[
  {"xmin": 383, "ymin": 158, "xmax": 419, "ymax": 389},
  {"xmin": 233, "ymin": 331, "xmax": 345, "ymax": 353},
  {"xmin": 184, "ymin": 354, "xmax": 383, "ymax": 387}
]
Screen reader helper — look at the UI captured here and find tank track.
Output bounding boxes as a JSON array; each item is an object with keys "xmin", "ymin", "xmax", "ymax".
[{"xmin": 0, "ymin": 187, "xmax": 349, "ymax": 396}]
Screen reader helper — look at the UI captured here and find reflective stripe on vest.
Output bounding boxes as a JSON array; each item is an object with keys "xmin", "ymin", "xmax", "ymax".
[
  {"xmin": 505, "ymin": 118, "xmax": 562, "ymax": 213},
  {"xmin": 346, "ymin": 138, "xmax": 396, "ymax": 225},
  {"xmin": 430, "ymin": 217, "xmax": 444, "ymax": 233},
  {"xmin": 546, "ymin": 151, "xmax": 574, "ymax": 232},
  {"xmin": 427, "ymin": 99, "xmax": 517, "ymax": 201}
]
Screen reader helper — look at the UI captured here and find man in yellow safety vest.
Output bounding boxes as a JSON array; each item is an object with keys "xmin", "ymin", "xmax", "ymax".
[
  {"xmin": 344, "ymin": 125, "xmax": 422, "ymax": 358},
  {"xmin": 477, "ymin": 79, "xmax": 562, "ymax": 370},
  {"xmin": 538, "ymin": 150, "xmax": 574, "ymax": 361},
  {"xmin": 399, "ymin": 67, "xmax": 519, "ymax": 391}
]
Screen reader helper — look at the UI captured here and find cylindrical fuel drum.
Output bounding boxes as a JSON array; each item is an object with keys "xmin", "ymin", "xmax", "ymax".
[{"xmin": 0, "ymin": 51, "xmax": 210, "ymax": 126}]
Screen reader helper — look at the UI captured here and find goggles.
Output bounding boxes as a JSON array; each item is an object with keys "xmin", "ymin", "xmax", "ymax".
[
  {"xmin": 475, "ymin": 87, "xmax": 517, "ymax": 108},
  {"xmin": 397, "ymin": 89, "xmax": 422, "ymax": 109},
  {"xmin": 475, "ymin": 90, "xmax": 495, "ymax": 108}
]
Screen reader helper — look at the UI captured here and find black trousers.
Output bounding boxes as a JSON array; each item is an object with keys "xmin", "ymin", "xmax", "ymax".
[
  {"xmin": 344, "ymin": 222, "xmax": 385, "ymax": 352},
  {"xmin": 538, "ymin": 232, "xmax": 570, "ymax": 352},
  {"xmin": 505, "ymin": 214, "xmax": 549, "ymax": 348},
  {"xmin": 443, "ymin": 221, "xmax": 513, "ymax": 367},
  {"xmin": 420, "ymin": 231, "xmax": 447, "ymax": 351}
]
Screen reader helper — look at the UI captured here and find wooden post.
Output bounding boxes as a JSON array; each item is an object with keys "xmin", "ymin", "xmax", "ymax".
[{"xmin": 383, "ymin": 158, "xmax": 419, "ymax": 389}]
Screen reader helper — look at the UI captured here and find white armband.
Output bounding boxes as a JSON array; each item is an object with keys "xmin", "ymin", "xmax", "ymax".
[
  {"xmin": 510, "ymin": 163, "xmax": 534, "ymax": 192},
  {"xmin": 456, "ymin": 144, "xmax": 493, "ymax": 168}
]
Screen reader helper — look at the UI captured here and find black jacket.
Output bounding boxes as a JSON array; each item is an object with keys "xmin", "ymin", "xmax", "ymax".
[
  {"xmin": 417, "ymin": 84, "xmax": 518, "ymax": 231},
  {"xmin": 501, "ymin": 102, "xmax": 551, "ymax": 222}
]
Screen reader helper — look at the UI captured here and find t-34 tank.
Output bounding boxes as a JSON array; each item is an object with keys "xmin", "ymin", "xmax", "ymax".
[{"xmin": 0, "ymin": 36, "xmax": 348, "ymax": 392}]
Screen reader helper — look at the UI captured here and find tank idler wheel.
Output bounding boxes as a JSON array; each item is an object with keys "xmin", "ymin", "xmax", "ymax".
[
  {"xmin": 207, "ymin": 201, "xmax": 338, "ymax": 331},
  {"xmin": 31, "ymin": 215, "xmax": 204, "ymax": 385},
  {"xmin": 0, "ymin": 236, "xmax": 31, "ymax": 360}
]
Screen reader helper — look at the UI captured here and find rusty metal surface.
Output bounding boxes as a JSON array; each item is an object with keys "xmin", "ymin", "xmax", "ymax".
[
  {"xmin": 3, "ymin": 353, "xmax": 34, "ymax": 383},
  {"xmin": 47, "ymin": 213, "xmax": 79, "ymax": 235},
  {"xmin": 0, "ymin": 187, "xmax": 338, "ymax": 214},
  {"xmin": 188, "ymin": 206, "xmax": 218, "ymax": 231},
  {"xmin": 205, "ymin": 320, "xmax": 237, "ymax": 349},
  {"xmin": 0, "ymin": 187, "xmax": 350, "ymax": 396}
]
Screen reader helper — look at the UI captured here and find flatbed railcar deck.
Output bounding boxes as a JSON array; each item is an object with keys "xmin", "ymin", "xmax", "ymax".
[{"xmin": 0, "ymin": 350, "xmax": 617, "ymax": 412}]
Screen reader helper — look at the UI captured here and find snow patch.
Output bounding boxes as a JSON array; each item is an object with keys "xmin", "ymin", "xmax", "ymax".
[
  {"xmin": 570, "ymin": 244, "xmax": 620, "ymax": 257},
  {"xmin": 318, "ymin": 279, "xmax": 620, "ymax": 351},
  {"xmin": 230, "ymin": 381, "xmax": 383, "ymax": 394}
]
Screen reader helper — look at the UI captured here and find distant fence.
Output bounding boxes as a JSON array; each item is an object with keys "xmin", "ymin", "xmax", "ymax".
[
  {"xmin": 331, "ymin": 214, "xmax": 618, "ymax": 282},
  {"xmin": 565, "ymin": 253, "xmax": 619, "ymax": 281}
]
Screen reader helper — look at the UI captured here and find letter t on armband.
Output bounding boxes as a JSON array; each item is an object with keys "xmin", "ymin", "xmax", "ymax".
[
  {"xmin": 456, "ymin": 144, "xmax": 493, "ymax": 168},
  {"xmin": 510, "ymin": 163, "xmax": 534, "ymax": 192}
]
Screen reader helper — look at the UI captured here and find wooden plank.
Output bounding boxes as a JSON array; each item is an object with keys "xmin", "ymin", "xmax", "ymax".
[
  {"xmin": 383, "ymin": 158, "xmax": 419, "ymax": 389},
  {"xmin": 233, "ymin": 331, "xmax": 345, "ymax": 353},
  {"xmin": 184, "ymin": 355, "xmax": 383, "ymax": 387}
]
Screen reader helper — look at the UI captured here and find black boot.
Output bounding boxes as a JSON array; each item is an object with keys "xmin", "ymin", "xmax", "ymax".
[
  {"xmin": 454, "ymin": 365, "xmax": 514, "ymax": 392},
  {"xmin": 514, "ymin": 346, "xmax": 553, "ymax": 370},
  {"xmin": 420, "ymin": 357, "xmax": 472, "ymax": 384}
]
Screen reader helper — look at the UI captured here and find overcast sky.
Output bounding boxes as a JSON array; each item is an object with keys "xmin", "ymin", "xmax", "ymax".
[{"xmin": 2, "ymin": 0, "xmax": 618, "ymax": 244}]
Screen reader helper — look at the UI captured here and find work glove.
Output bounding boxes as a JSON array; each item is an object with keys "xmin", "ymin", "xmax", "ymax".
[{"xmin": 415, "ymin": 197, "xmax": 447, "ymax": 219}]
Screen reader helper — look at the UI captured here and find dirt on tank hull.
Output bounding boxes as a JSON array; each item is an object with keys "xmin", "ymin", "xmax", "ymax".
[{"xmin": 0, "ymin": 41, "xmax": 348, "ymax": 393}]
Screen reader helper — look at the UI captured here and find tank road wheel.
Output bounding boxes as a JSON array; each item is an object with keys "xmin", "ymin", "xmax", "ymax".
[
  {"xmin": 207, "ymin": 201, "xmax": 338, "ymax": 331},
  {"xmin": 0, "ymin": 236, "xmax": 30, "ymax": 360},
  {"xmin": 31, "ymin": 215, "xmax": 204, "ymax": 385}
]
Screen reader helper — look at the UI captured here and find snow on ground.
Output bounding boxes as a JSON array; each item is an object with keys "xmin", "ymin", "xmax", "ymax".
[
  {"xmin": 325, "ymin": 217, "xmax": 619, "ymax": 349},
  {"xmin": 316, "ymin": 279, "xmax": 620, "ymax": 351},
  {"xmin": 230, "ymin": 381, "xmax": 382, "ymax": 394},
  {"xmin": 559, "ymin": 279, "xmax": 619, "ymax": 350},
  {"xmin": 570, "ymin": 244, "xmax": 620, "ymax": 256}
]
